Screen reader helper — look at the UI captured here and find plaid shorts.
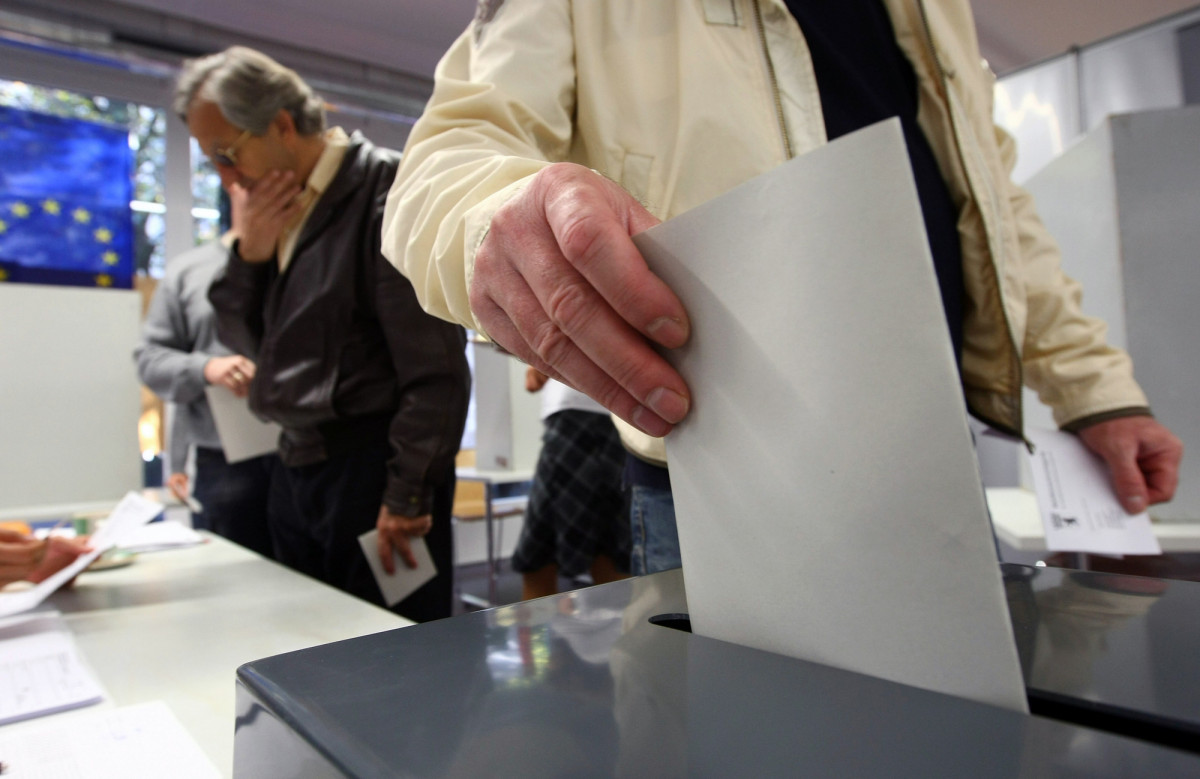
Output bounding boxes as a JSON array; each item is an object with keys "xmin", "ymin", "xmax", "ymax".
[{"xmin": 511, "ymin": 409, "xmax": 630, "ymax": 577}]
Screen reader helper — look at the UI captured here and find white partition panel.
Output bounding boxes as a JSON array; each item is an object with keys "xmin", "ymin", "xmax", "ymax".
[{"xmin": 0, "ymin": 284, "xmax": 142, "ymax": 515}]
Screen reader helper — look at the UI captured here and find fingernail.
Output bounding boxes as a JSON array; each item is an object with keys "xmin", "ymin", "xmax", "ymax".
[
  {"xmin": 1126, "ymin": 496, "xmax": 1146, "ymax": 514},
  {"xmin": 646, "ymin": 387, "xmax": 689, "ymax": 424},
  {"xmin": 647, "ymin": 316, "xmax": 689, "ymax": 348},
  {"xmin": 632, "ymin": 406, "xmax": 672, "ymax": 438}
]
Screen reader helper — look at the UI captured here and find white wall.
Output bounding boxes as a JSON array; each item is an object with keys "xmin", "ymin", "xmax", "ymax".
[{"xmin": 0, "ymin": 285, "xmax": 143, "ymax": 515}]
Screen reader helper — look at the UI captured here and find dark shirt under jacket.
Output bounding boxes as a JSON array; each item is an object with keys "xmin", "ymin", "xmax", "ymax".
[{"xmin": 784, "ymin": 0, "xmax": 966, "ymax": 364}]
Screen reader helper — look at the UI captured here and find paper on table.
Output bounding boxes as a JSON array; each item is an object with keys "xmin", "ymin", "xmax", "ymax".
[
  {"xmin": 0, "ymin": 491, "xmax": 163, "ymax": 618},
  {"xmin": 0, "ymin": 610, "xmax": 104, "ymax": 726},
  {"xmin": 0, "ymin": 700, "xmax": 221, "ymax": 778},
  {"xmin": 633, "ymin": 119, "xmax": 1027, "ymax": 712},
  {"xmin": 358, "ymin": 529, "xmax": 436, "ymax": 606},
  {"xmin": 117, "ymin": 520, "xmax": 206, "ymax": 553},
  {"xmin": 204, "ymin": 386, "xmax": 281, "ymax": 463},
  {"xmin": 1026, "ymin": 427, "xmax": 1161, "ymax": 555}
]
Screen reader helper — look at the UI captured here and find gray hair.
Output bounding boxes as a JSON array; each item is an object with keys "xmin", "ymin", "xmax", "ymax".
[{"xmin": 173, "ymin": 46, "xmax": 326, "ymax": 136}]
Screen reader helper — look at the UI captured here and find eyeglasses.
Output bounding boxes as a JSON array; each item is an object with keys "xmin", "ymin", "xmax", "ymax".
[{"xmin": 212, "ymin": 129, "xmax": 253, "ymax": 168}]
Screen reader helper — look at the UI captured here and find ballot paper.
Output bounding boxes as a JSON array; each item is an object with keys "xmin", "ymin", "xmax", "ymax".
[
  {"xmin": 1026, "ymin": 427, "xmax": 1161, "ymax": 555},
  {"xmin": 205, "ymin": 386, "xmax": 282, "ymax": 463},
  {"xmin": 0, "ymin": 492, "xmax": 163, "ymax": 618},
  {"xmin": 358, "ymin": 529, "xmax": 436, "ymax": 606},
  {"xmin": 0, "ymin": 610, "xmax": 104, "ymax": 726},
  {"xmin": 116, "ymin": 520, "xmax": 206, "ymax": 553},
  {"xmin": 0, "ymin": 700, "xmax": 220, "ymax": 778},
  {"xmin": 633, "ymin": 119, "xmax": 1027, "ymax": 712}
]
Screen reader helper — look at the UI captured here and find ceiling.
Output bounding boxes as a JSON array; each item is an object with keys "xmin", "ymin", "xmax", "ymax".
[
  {"xmin": 100, "ymin": 0, "xmax": 1200, "ymax": 76},
  {"xmin": 3, "ymin": 0, "xmax": 1199, "ymax": 97}
]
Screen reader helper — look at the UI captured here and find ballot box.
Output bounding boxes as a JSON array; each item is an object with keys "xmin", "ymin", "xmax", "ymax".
[{"xmin": 234, "ymin": 565, "xmax": 1200, "ymax": 777}]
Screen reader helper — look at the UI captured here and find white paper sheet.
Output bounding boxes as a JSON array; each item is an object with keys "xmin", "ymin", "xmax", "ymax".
[
  {"xmin": 1026, "ymin": 427, "xmax": 1161, "ymax": 555},
  {"xmin": 0, "ymin": 492, "xmax": 163, "ymax": 618},
  {"xmin": 117, "ymin": 520, "xmax": 206, "ymax": 553},
  {"xmin": 204, "ymin": 386, "xmax": 281, "ymax": 463},
  {"xmin": 633, "ymin": 119, "xmax": 1027, "ymax": 712},
  {"xmin": 357, "ymin": 529, "xmax": 436, "ymax": 606},
  {"xmin": 0, "ymin": 611, "xmax": 104, "ymax": 726},
  {"xmin": 0, "ymin": 700, "xmax": 220, "ymax": 778}
]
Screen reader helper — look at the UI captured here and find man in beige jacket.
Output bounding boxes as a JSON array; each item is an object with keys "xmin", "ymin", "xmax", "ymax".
[{"xmin": 384, "ymin": 0, "xmax": 1182, "ymax": 573}]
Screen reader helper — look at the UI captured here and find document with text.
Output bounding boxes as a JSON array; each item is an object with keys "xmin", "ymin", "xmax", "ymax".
[{"xmin": 1026, "ymin": 427, "xmax": 1161, "ymax": 555}]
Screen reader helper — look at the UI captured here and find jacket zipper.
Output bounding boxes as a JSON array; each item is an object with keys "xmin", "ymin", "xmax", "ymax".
[
  {"xmin": 916, "ymin": 0, "xmax": 1027, "ymax": 445},
  {"xmin": 752, "ymin": 0, "xmax": 794, "ymax": 160}
]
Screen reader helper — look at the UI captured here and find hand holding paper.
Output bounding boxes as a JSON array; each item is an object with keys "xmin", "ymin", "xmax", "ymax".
[
  {"xmin": 358, "ymin": 529, "xmax": 436, "ymax": 607},
  {"xmin": 469, "ymin": 162, "xmax": 690, "ymax": 438},
  {"xmin": 0, "ymin": 491, "xmax": 163, "ymax": 618},
  {"xmin": 1027, "ymin": 427, "xmax": 1162, "ymax": 555},
  {"xmin": 1075, "ymin": 415, "xmax": 1182, "ymax": 515}
]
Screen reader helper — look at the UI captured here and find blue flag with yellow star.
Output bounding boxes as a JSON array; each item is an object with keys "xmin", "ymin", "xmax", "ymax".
[{"xmin": 0, "ymin": 105, "xmax": 134, "ymax": 289}]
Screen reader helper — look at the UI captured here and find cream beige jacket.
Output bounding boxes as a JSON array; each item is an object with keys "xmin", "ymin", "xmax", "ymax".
[{"xmin": 383, "ymin": 0, "xmax": 1149, "ymax": 466}]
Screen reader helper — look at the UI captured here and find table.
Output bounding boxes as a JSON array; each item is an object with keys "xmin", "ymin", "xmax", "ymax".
[
  {"xmin": 454, "ymin": 466, "xmax": 533, "ymax": 607},
  {"xmin": 0, "ymin": 532, "xmax": 410, "ymax": 776},
  {"xmin": 986, "ymin": 487, "xmax": 1200, "ymax": 553}
]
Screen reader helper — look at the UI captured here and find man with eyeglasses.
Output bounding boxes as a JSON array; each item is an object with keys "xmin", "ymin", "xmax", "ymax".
[{"xmin": 174, "ymin": 46, "xmax": 471, "ymax": 622}]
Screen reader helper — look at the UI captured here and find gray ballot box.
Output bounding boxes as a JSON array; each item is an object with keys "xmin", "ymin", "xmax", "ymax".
[
  {"xmin": 1018, "ymin": 106, "xmax": 1200, "ymax": 521},
  {"xmin": 234, "ymin": 565, "xmax": 1200, "ymax": 777}
]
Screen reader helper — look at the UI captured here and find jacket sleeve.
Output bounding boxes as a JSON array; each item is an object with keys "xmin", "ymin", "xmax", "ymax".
[
  {"xmin": 991, "ymin": 107, "xmax": 1150, "ymax": 428},
  {"xmin": 372, "ymin": 180, "xmax": 472, "ymax": 516},
  {"xmin": 381, "ymin": 1, "xmax": 576, "ymax": 333},
  {"xmin": 134, "ymin": 267, "xmax": 211, "ymax": 404},
  {"xmin": 207, "ymin": 245, "xmax": 272, "ymax": 363}
]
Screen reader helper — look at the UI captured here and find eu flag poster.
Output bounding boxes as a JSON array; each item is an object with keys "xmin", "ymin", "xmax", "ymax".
[{"xmin": 0, "ymin": 105, "xmax": 135, "ymax": 289}]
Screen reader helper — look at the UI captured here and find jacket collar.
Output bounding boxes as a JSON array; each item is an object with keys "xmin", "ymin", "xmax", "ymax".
[{"xmin": 292, "ymin": 131, "xmax": 374, "ymax": 256}]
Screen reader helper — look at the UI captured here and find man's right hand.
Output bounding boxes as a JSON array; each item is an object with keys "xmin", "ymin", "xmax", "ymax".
[
  {"xmin": 471, "ymin": 163, "xmax": 692, "ymax": 437},
  {"xmin": 204, "ymin": 355, "xmax": 256, "ymax": 397},
  {"xmin": 228, "ymin": 171, "xmax": 304, "ymax": 262}
]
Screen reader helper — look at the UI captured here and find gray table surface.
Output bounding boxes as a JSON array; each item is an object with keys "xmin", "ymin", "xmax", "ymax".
[{"xmin": 0, "ymin": 530, "xmax": 410, "ymax": 776}]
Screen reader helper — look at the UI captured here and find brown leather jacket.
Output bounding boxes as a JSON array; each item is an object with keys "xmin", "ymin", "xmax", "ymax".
[{"xmin": 210, "ymin": 133, "xmax": 470, "ymax": 517}]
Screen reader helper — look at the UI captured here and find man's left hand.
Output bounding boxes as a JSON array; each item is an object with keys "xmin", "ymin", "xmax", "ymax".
[
  {"xmin": 1077, "ymin": 416, "xmax": 1183, "ymax": 514},
  {"xmin": 376, "ymin": 506, "xmax": 432, "ymax": 575}
]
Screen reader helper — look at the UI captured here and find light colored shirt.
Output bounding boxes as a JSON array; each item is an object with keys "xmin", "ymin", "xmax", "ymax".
[
  {"xmin": 278, "ymin": 127, "xmax": 350, "ymax": 271},
  {"xmin": 135, "ymin": 239, "xmax": 233, "ymax": 473},
  {"xmin": 540, "ymin": 378, "xmax": 606, "ymax": 421}
]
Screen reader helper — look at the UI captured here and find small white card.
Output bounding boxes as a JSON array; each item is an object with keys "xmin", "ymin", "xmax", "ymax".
[
  {"xmin": 204, "ymin": 386, "xmax": 282, "ymax": 463},
  {"xmin": 1026, "ymin": 428, "xmax": 1161, "ymax": 555},
  {"xmin": 357, "ymin": 530, "xmax": 436, "ymax": 607}
]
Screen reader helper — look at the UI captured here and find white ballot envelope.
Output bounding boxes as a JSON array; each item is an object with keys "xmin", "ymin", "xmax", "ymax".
[
  {"xmin": 205, "ymin": 386, "xmax": 282, "ymax": 463},
  {"xmin": 633, "ymin": 118, "xmax": 1027, "ymax": 712},
  {"xmin": 357, "ymin": 529, "xmax": 436, "ymax": 607},
  {"xmin": 1026, "ymin": 427, "xmax": 1161, "ymax": 555}
]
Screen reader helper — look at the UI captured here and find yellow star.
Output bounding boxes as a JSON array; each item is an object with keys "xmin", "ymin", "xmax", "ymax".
[
  {"xmin": 102, "ymin": 251, "xmax": 119, "ymax": 266},
  {"xmin": 0, "ymin": 268, "xmax": 8, "ymax": 282},
  {"xmin": 11, "ymin": 202, "xmax": 30, "ymax": 218},
  {"xmin": 95, "ymin": 274, "xmax": 113, "ymax": 287},
  {"xmin": 94, "ymin": 227, "xmax": 113, "ymax": 244},
  {"xmin": 0, "ymin": 219, "xmax": 6, "ymax": 234},
  {"xmin": 73, "ymin": 208, "xmax": 92, "ymax": 224},
  {"xmin": 42, "ymin": 199, "xmax": 61, "ymax": 216}
]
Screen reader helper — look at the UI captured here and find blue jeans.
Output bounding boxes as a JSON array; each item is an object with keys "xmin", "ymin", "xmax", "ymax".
[{"xmin": 629, "ymin": 485, "xmax": 681, "ymax": 575}]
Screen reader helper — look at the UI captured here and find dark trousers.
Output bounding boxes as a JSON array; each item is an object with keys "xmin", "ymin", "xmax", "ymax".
[
  {"xmin": 267, "ymin": 436, "xmax": 456, "ymax": 623},
  {"xmin": 192, "ymin": 447, "xmax": 277, "ymax": 560}
]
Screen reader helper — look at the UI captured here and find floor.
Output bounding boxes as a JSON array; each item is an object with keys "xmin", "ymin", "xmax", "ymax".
[{"xmin": 453, "ymin": 558, "xmax": 592, "ymax": 615}]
